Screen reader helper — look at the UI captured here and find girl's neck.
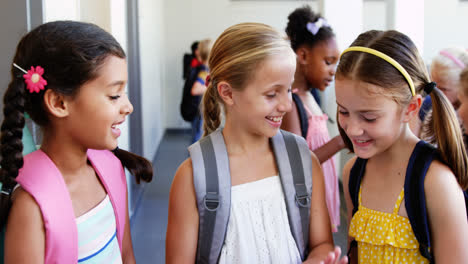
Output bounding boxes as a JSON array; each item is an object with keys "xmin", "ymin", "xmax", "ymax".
[
  {"xmin": 222, "ymin": 121, "xmax": 271, "ymax": 156},
  {"xmin": 369, "ymin": 126, "xmax": 420, "ymax": 168},
  {"xmin": 40, "ymin": 130, "xmax": 89, "ymax": 181},
  {"xmin": 292, "ymin": 65, "xmax": 310, "ymax": 93}
]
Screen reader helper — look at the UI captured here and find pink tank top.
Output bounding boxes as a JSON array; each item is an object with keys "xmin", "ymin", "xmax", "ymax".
[{"xmin": 16, "ymin": 149, "xmax": 127, "ymax": 263}]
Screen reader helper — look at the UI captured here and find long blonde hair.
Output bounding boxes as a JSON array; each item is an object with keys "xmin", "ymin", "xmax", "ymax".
[
  {"xmin": 337, "ymin": 30, "xmax": 468, "ymax": 189},
  {"xmin": 202, "ymin": 23, "xmax": 293, "ymax": 136}
]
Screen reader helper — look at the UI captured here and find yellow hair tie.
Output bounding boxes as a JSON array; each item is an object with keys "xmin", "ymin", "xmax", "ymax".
[{"xmin": 340, "ymin": 46, "xmax": 415, "ymax": 96}]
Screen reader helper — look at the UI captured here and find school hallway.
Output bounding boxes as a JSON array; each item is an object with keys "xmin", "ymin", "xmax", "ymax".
[{"xmin": 130, "ymin": 130, "xmax": 348, "ymax": 264}]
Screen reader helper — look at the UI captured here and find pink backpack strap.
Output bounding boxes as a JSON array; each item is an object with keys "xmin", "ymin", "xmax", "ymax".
[
  {"xmin": 16, "ymin": 150, "xmax": 78, "ymax": 263},
  {"xmin": 16, "ymin": 149, "xmax": 127, "ymax": 263},
  {"xmin": 87, "ymin": 149, "xmax": 127, "ymax": 250}
]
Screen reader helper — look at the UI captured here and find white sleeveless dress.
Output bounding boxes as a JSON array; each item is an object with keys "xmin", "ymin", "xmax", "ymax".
[{"xmin": 218, "ymin": 176, "xmax": 302, "ymax": 264}]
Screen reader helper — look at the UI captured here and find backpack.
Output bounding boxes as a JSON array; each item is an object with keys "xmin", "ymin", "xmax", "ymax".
[
  {"xmin": 180, "ymin": 65, "xmax": 203, "ymax": 122},
  {"xmin": 347, "ymin": 140, "xmax": 468, "ymax": 264},
  {"xmin": 189, "ymin": 129, "xmax": 313, "ymax": 264},
  {"xmin": 292, "ymin": 93, "xmax": 309, "ymax": 139},
  {"xmin": 183, "ymin": 53, "xmax": 194, "ymax": 80}
]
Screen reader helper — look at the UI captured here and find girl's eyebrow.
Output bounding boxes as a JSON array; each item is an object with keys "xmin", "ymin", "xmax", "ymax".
[
  {"xmin": 107, "ymin": 80, "xmax": 126, "ymax": 87},
  {"xmin": 336, "ymin": 102, "xmax": 382, "ymax": 114}
]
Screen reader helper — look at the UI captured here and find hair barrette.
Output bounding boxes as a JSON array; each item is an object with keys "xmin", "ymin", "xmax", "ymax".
[
  {"xmin": 13, "ymin": 63, "xmax": 47, "ymax": 93},
  {"xmin": 306, "ymin": 18, "xmax": 329, "ymax": 35}
]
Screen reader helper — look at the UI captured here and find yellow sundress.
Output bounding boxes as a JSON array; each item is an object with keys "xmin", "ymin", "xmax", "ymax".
[{"xmin": 348, "ymin": 187, "xmax": 429, "ymax": 264}]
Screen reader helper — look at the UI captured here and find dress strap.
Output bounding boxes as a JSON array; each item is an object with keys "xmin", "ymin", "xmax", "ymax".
[{"xmin": 393, "ymin": 188, "xmax": 405, "ymax": 214}]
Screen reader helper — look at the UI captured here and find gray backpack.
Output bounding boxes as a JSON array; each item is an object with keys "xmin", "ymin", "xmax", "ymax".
[{"xmin": 189, "ymin": 128, "xmax": 313, "ymax": 264}]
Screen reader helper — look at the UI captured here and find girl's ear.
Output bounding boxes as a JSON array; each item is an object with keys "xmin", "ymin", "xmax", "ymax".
[
  {"xmin": 296, "ymin": 46, "xmax": 309, "ymax": 66},
  {"xmin": 217, "ymin": 81, "xmax": 234, "ymax": 106},
  {"xmin": 403, "ymin": 94, "xmax": 422, "ymax": 122},
  {"xmin": 43, "ymin": 89, "xmax": 70, "ymax": 118}
]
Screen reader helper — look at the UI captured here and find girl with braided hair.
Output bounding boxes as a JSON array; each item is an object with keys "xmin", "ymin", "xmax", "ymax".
[{"xmin": 1, "ymin": 21, "xmax": 152, "ymax": 263}]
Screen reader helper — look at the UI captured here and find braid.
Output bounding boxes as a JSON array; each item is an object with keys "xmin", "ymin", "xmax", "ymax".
[
  {"xmin": 112, "ymin": 148, "xmax": 153, "ymax": 184},
  {"xmin": 202, "ymin": 82, "xmax": 221, "ymax": 137},
  {"xmin": 0, "ymin": 78, "xmax": 26, "ymax": 227}
]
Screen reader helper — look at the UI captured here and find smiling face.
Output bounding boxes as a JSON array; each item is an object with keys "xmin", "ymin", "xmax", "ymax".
[
  {"xmin": 64, "ymin": 55, "xmax": 133, "ymax": 150},
  {"xmin": 335, "ymin": 78, "xmax": 409, "ymax": 159},
  {"xmin": 228, "ymin": 50, "xmax": 296, "ymax": 138},
  {"xmin": 302, "ymin": 37, "xmax": 340, "ymax": 91}
]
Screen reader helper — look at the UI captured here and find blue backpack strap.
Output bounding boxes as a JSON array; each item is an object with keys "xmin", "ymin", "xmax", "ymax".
[
  {"xmin": 292, "ymin": 93, "xmax": 309, "ymax": 139},
  {"xmin": 189, "ymin": 129, "xmax": 231, "ymax": 264},
  {"xmin": 346, "ymin": 157, "xmax": 367, "ymax": 261},
  {"xmin": 404, "ymin": 141, "xmax": 437, "ymax": 264},
  {"xmin": 271, "ymin": 130, "xmax": 312, "ymax": 260}
]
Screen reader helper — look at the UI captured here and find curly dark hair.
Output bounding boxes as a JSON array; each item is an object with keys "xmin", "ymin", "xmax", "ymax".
[{"xmin": 285, "ymin": 5, "xmax": 335, "ymax": 51}]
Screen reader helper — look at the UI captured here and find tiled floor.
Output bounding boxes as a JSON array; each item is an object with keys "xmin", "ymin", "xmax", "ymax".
[{"xmin": 130, "ymin": 130, "xmax": 348, "ymax": 263}]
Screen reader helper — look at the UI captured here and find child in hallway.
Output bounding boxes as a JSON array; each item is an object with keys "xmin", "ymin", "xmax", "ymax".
[
  {"xmin": 1, "ymin": 21, "xmax": 152, "ymax": 263},
  {"xmin": 190, "ymin": 38, "xmax": 212, "ymax": 143},
  {"xmin": 336, "ymin": 30, "xmax": 468, "ymax": 263},
  {"xmin": 282, "ymin": 5, "xmax": 345, "ymax": 233},
  {"xmin": 167, "ymin": 22, "xmax": 347, "ymax": 264},
  {"xmin": 412, "ymin": 47, "xmax": 468, "ymax": 136}
]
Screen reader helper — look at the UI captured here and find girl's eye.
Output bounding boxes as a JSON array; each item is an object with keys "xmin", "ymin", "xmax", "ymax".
[
  {"xmin": 266, "ymin": 93, "xmax": 276, "ymax": 98},
  {"xmin": 363, "ymin": 116, "xmax": 376, "ymax": 122},
  {"xmin": 338, "ymin": 110, "xmax": 348, "ymax": 116},
  {"xmin": 109, "ymin": 95, "xmax": 121, "ymax": 100},
  {"xmin": 287, "ymin": 88, "xmax": 292, "ymax": 94}
]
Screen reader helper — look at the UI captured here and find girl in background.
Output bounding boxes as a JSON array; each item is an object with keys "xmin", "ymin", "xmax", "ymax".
[
  {"xmin": 412, "ymin": 47, "xmax": 468, "ymax": 136},
  {"xmin": 282, "ymin": 5, "xmax": 344, "ymax": 233}
]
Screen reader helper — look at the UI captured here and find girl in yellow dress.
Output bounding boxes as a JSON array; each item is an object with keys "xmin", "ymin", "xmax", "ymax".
[{"xmin": 335, "ymin": 30, "xmax": 468, "ymax": 263}]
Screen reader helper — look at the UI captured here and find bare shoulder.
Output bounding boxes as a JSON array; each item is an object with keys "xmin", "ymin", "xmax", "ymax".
[
  {"xmin": 5, "ymin": 187, "xmax": 45, "ymax": 263},
  {"xmin": 170, "ymin": 158, "xmax": 195, "ymax": 196},
  {"xmin": 9, "ymin": 187, "xmax": 42, "ymax": 221},
  {"xmin": 424, "ymin": 159, "xmax": 463, "ymax": 199}
]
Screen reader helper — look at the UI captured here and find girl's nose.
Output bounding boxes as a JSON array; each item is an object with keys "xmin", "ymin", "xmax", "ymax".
[
  {"xmin": 345, "ymin": 119, "xmax": 363, "ymax": 137},
  {"xmin": 278, "ymin": 93, "xmax": 292, "ymax": 113},
  {"xmin": 121, "ymin": 94, "xmax": 134, "ymax": 115}
]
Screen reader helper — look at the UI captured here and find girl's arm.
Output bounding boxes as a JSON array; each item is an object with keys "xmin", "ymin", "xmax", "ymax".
[
  {"xmin": 312, "ymin": 135, "xmax": 345, "ymax": 164},
  {"xmin": 191, "ymin": 81, "xmax": 207, "ymax": 96},
  {"xmin": 425, "ymin": 160, "xmax": 468, "ymax": 262},
  {"xmin": 281, "ymin": 100, "xmax": 302, "ymax": 136},
  {"xmin": 122, "ymin": 189, "xmax": 136, "ymax": 264},
  {"xmin": 342, "ymin": 156, "xmax": 358, "ymax": 263},
  {"xmin": 5, "ymin": 188, "xmax": 45, "ymax": 264},
  {"xmin": 304, "ymin": 152, "xmax": 347, "ymax": 264},
  {"xmin": 166, "ymin": 158, "xmax": 199, "ymax": 263}
]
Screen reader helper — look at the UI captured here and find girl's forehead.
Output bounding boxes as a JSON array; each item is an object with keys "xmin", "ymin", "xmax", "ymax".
[{"xmin": 335, "ymin": 79, "xmax": 396, "ymax": 109}]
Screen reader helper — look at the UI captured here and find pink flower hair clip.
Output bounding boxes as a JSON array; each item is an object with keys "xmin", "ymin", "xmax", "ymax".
[{"xmin": 13, "ymin": 63, "xmax": 48, "ymax": 93}]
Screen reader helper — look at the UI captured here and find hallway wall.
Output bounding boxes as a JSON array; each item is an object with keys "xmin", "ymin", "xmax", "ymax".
[
  {"xmin": 139, "ymin": 0, "xmax": 165, "ymax": 160},
  {"xmin": 162, "ymin": 0, "xmax": 317, "ymax": 129}
]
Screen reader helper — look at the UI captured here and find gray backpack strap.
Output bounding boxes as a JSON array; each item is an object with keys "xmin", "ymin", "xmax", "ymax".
[
  {"xmin": 270, "ymin": 130, "xmax": 313, "ymax": 260},
  {"xmin": 188, "ymin": 129, "xmax": 231, "ymax": 264}
]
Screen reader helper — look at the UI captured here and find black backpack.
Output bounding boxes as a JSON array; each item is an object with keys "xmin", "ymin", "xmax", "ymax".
[
  {"xmin": 292, "ymin": 93, "xmax": 309, "ymax": 139},
  {"xmin": 180, "ymin": 65, "xmax": 203, "ymax": 122},
  {"xmin": 347, "ymin": 140, "xmax": 468, "ymax": 264}
]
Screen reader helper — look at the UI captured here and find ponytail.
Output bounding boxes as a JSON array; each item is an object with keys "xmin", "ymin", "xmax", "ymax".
[
  {"xmin": 424, "ymin": 85, "xmax": 468, "ymax": 189},
  {"xmin": 0, "ymin": 79, "xmax": 26, "ymax": 227},
  {"xmin": 112, "ymin": 148, "xmax": 153, "ymax": 184},
  {"xmin": 202, "ymin": 82, "xmax": 221, "ymax": 137}
]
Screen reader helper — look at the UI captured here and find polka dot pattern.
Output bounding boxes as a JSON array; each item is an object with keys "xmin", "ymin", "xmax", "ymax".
[{"xmin": 348, "ymin": 187, "xmax": 429, "ymax": 264}]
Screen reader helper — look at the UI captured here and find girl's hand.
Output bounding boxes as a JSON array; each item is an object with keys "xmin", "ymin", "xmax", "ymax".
[{"xmin": 304, "ymin": 247, "xmax": 348, "ymax": 264}]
